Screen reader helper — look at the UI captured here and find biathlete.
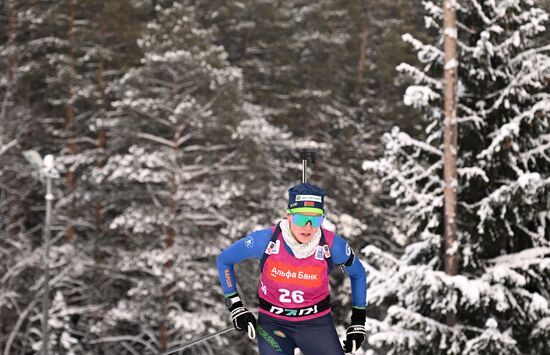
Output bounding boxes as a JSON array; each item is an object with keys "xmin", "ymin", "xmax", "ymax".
[{"xmin": 217, "ymin": 183, "xmax": 368, "ymax": 354}]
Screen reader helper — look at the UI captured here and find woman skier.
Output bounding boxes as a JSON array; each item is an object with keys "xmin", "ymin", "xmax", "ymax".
[{"xmin": 217, "ymin": 182, "xmax": 367, "ymax": 354}]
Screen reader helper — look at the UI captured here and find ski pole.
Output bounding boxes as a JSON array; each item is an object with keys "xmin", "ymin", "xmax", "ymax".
[
  {"xmin": 300, "ymin": 149, "xmax": 316, "ymax": 183},
  {"xmin": 160, "ymin": 326, "xmax": 234, "ymax": 355}
]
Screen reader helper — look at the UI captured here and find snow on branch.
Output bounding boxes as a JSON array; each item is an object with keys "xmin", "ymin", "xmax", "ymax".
[
  {"xmin": 468, "ymin": 0, "xmax": 492, "ymax": 24},
  {"xmin": 457, "ymin": 167, "xmax": 489, "ymax": 182},
  {"xmin": 517, "ymin": 8, "xmax": 549, "ymax": 37},
  {"xmin": 510, "ymin": 44, "xmax": 550, "ymax": 66},
  {"xmin": 516, "ymin": 212, "xmax": 550, "ymax": 248},
  {"xmin": 368, "ymin": 305, "xmax": 469, "ymax": 354},
  {"xmin": 472, "ymin": 174, "xmax": 550, "ymax": 234},
  {"xmin": 400, "ymin": 233, "xmax": 441, "ymax": 266},
  {"xmin": 0, "ymin": 139, "xmax": 17, "ymax": 157},
  {"xmin": 486, "ymin": 56, "xmax": 550, "ymax": 114},
  {"xmin": 422, "ymin": 1, "xmax": 443, "ymax": 19},
  {"xmin": 457, "ymin": 103, "xmax": 486, "ymax": 128},
  {"xmin": 531, "ymin": 317, "xmax": 550, "ymax": 348},
  {"xmin": 364, "ymin": 125, "xmax": 445, "ymax": 238},
  {"xmin": 403, "ymin": 85, "xmax": 441, "ymax": 108},
  {"xmin": 396, "ymin": 63, "xmax": 443, "ymax": 89},
  {"xmin": 402, "ymin": 33, "xmax": 444, "ymax": 63},
  {"xmin": 488, "ymin": 247, "xmax": 550, "ymax": 267},
  {"xmin": 463, "ymin": 318, "xmax": 521, "ymax": 354},
  {"xmin": 361, "ymin": 244, "xmax": 400, "ymax": 271},
  {"xmin": 137, "ymin": 133, "xmax": 174, "ymax": 147},
  {"xmin": 521, "ymin": 133, "xmax": 550, "ymax": 164},
  {"xmin": 387, "ymin": 305, "xmax": 462, "ymax": 334},
  {"xmin": 387, "ymin": 127, "xmax": 443, "ymax": 157},
  {"xmin": 91, "ymin": 146, "xmax": 171, "ymax": 185},
  {"xmin": 478, "ymin": 101, "xmax": 550, "ymax": 160}
]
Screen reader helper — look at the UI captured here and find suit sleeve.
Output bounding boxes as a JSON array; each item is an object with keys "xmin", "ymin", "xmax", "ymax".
[
  {"xmin": 330, "ymin": 235, "xmax": 367, "ymax": 308},
  {"xmin": 217, "ymin": 228, "xmax": 271, "ymax": 296}
]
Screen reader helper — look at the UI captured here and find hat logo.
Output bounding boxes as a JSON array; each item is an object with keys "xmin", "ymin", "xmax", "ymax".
[{"xmin": 295, "ymin": 195, "xmax": 322, "ymax": 202}]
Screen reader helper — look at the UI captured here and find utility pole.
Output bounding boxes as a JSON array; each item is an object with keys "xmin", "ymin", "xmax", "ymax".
[{"xmin": 23, "ymin": 151, "xmax": 60, "ymax": 355}]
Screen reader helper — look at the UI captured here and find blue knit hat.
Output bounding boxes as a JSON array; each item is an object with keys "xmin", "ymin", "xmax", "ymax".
[{"xmin": 287, "ymin": 183, "xmax": 326, "ymax": 215}]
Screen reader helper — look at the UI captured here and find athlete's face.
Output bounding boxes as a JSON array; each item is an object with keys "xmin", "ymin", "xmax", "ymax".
[{"xmin": 287, "ymin": 212, "xmax": 322, "ymax": 244}]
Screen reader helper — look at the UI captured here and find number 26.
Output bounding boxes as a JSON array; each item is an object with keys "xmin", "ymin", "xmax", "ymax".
[{"xmin": 279, "ymin": 289, "xmax": 304, "ymax": 303}]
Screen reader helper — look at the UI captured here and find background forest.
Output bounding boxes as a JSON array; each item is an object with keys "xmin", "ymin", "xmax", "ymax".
[{"xmin": 1, "ymin": 0, "xmax": 549, "ymax": 354}]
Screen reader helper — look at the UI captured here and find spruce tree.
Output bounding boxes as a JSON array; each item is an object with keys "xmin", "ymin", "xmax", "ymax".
[
  {"xmin": 0, "ymin": 1, "xmax": 79, "ymax": 353},
  {"xmin": 363, "ymin": 1, "xmax": 550, "ymax": 354}
]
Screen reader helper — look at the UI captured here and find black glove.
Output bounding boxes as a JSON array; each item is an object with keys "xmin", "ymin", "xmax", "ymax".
[
  {"xmin": 342, "ymin": 307, "xmax": 367, "ymax": 353},
  {"xmin": 225, "ymin": 293, "xmax": 256, "ymax": 339}
]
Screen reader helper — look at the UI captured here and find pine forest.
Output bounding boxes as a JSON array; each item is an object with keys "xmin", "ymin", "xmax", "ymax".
[{"xmin": 0, "ymin": 0, "xmax": 549, "ymax": 354}]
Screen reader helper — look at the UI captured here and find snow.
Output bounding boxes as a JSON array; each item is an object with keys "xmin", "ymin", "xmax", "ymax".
[
  {"xmin": 396, "ymin": 63, "xmax": 443, "ymax": 89},
  {"xmin": 444, "ymin": 58, "xmax": 458, "ymax": 70},
  {"xmin": 3, "ymin": 1, "xmax": 550, "ymax": 354},
  {"xmin": 337, "ymin": 214, "xmax": 367, "ymax": 237},
  {"xmin": 403, "ymin": 85, "xmax": 440, "ymax": 108},
  {"xmin": 444, "ymin": 27, "xmax": 457, "ymax": 40},
  {"xmin": 360, "ymin": 0, "xmax": 549, "ymax": 353},
  {"xmin": 233, "ymin": 111, "xmax": 291, "ymax": 143},
  {"xmin": 487, "ymin": 265, "xmax": 527, "ymax": 287},
  {"xmin": 463, "ymin": 320, "xmax": 519, "ymax": 354},
  {"xmin": 457, "ymin": 167, "xmax": 489, "ymax": 182},
  {"xmin": 446, "ymin": 241, "xmax": 459, "ymax": 256},
  {"xmin": 402, "ymin": 33, "xmax": 444, "ymax": 63},
  {"xmin": 388, "ymin": 127, "xmax": 443, "ymax": 157},
  {"xmin": 517, "ymin": 172, "xmax": 541, "ymax": 188},
  {"xmin": 528, "ymin": 293, "xmax": 549, "ymax": 319},
  {"xmin": 488, "ymin": 247, "xmax": 550, "ymax": 266},
  {"xmin": 485, "ymin": 318, "xmax": 498, "ymax": 329}
]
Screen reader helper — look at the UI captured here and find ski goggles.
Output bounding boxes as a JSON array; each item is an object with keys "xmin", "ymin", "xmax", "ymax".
[{"xmin": 290, "ymin": 213, "xmax": 324, "ymax": 228}]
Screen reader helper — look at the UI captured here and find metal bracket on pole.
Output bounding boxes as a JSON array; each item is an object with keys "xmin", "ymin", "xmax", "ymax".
[{"xmin": 300, "ymin": 149, "xmax": 316, "ymax": 183}]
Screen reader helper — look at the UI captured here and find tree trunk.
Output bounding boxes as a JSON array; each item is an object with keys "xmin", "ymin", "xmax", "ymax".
[
  {"xmin": 1, "ymin": 1, "xmax": 16, "ymax": 341},
  {"xmin": 355, "ymin": 25, "xmax": 368, "ymax": 99},
  {"xmin": 443, "ymin": 0, "xmax": 459, "ymax": 278},
  {"xmin": 151, "ymin": 0, "xmax": 157, "ymax": 19},
  {"xmin": 324, "ymin": 22, "xmax": 336, "ymax": 90},
  {"xmin": 66, "ymin": 0, "xmax": 76, "ymax": 241},
  {"xmin": 159, "ymin": 120, "xmax": 179, "ymax": 353},
  {"xmin": 0, "ymin": 0, "xmax": 16, "ymax": 139},
  {"xmin": 93, "ymin": 24, "xmax": 108, "ymax": 301}
]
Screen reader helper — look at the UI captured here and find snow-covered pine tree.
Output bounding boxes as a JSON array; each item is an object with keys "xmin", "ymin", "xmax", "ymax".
[
  {"xmin": 49, "ymin": 2, "xmax": 151, "ymax": 353},
  {"xmin": 88, "ymin": 2, "xmax": 257, "ymax": 353},
  {"xmin": 363, "ymin": 1, "xmax": 550, "ymax": 354},
  {"xmin": 201, "ymin": 0, "xmax": 373, "ymax": 240},
  {"xmin": 0, "ymin": 2, "xmax": 86, "ymax": 353}
]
